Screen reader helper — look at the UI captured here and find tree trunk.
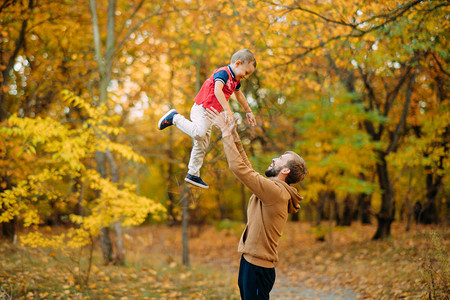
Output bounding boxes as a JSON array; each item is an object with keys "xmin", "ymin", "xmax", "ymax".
[
  {"xmin": 241, "ymin": 183, "xmax": 247, "ymax": 224},
  {"xmin": 1, "ymin": 174, "xmax": 15, "ymax": 242},
  {"xmin": 356, "ymin": 193, "xmax": 372, "ymax": 224},
  {"xmin": 340, "ymin": 195, "xmax": 353, "ymax": 226},
  {"xmin": 373, "ymin": 153, "xmax": 395, "ymax": 240},
  {"xmin": 99, "ymin": 227, "xmax": 113, "ymax": 264},
  {"xmin": 106, "ymin": 149, "xmax": 125, "ymax": 265},
  {"xmin": 1, "ymin": 216, "xmax": 16, "ymax": 242},
  {"xmin": 328, "ymin": 191, "xmax": 335, "ymax": 251},
  {"xmin": 420, "ymin": 157, "xmax": 443, "ymax": 225},
  {"xmin": 314, "ymin": 192, "xmax": 326, "ymax": 226},
  {"xmin": 181, "ymin": 186, "xmax": 190, "ymax": 266},
  {"xmin": 405, "ymin": 171, "xmax": 413, "ymax": 232},
  {"xmin": 96, "ymin": 151, "xmax": 113, "ymax": 264}
]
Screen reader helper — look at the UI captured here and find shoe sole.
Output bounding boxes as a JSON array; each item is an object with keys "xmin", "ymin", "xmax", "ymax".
[
  {"xmin": 158, "ymin": 109, "xmax": 177, "ymax": 130},
  {"xmin": 184, "ymin": 177, "xmax": 209, "ymax": 189}
]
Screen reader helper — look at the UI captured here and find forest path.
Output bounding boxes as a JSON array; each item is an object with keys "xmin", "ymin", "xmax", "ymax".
[{"xmin": 270, "ymin": 269, "xmax": 359, "ymax": 300}]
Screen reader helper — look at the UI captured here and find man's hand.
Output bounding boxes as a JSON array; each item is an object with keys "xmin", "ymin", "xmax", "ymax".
[
  {"xmin": 206, "ymin": 108, "xmax": 236, "ymax": 137},
  {"xmin": 246, "ymin": 112, "xmax": 256, "ymax": 126},
  {"xmin": 225, "ymin": 109, "xmax": 234, "ymax": 124}
]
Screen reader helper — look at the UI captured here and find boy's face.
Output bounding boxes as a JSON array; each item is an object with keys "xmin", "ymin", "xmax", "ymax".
[{"xmin": 233, "ymin": 60, "xmax": 255, "ymax": 81}]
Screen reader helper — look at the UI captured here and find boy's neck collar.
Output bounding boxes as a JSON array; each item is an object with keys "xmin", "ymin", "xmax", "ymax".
[{"xmin": 227, "ymin": 65, "xmax": 236, "ymax": 80}]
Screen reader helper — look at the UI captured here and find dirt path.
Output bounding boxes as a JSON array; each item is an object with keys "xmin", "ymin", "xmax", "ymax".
[{"xmin": 271, "ymin": 270, "xmax": 359, "ymax": 300}]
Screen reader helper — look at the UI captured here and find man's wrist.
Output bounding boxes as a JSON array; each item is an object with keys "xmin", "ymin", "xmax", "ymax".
[{"xmin": 221, "ymin": 128, "xmax": 232, "ymax": 137}]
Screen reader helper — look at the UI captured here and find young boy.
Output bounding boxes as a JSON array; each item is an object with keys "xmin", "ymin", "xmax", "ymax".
[{"xmin": 157, "ymin": 49, "xmax": 257, "ymax": 189}]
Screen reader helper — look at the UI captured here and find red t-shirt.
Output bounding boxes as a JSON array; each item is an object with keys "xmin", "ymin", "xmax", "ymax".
[{"xmin": 194, "ymin": 65, "xmax": 241, "ymax": 113}]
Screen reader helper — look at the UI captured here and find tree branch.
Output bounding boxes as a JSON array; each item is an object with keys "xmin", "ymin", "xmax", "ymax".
[
  {"xmin": 114, "ymin": 7, "xmax": 200, "ymax": 56},
  {"xmin": 116, "ymin": 0, "xmax": 145, "ymax": 39},
  {"xmin": 105, "ymin": 0, "xmax": 117, "ymax": 72},
  {"xmin": 383, "ymin": 64, "xmax": 413, "ymax": 117},
  {"xmin": 268, "ymin": 0, "xmax": 446, "ymax": 68},
  {"xmin": 386, "ymin": 69, "xmax": 416, "ymax": 154},
  {"xmin": 88, "ymin": 0, "xmax": 105, "ymax": 75}
]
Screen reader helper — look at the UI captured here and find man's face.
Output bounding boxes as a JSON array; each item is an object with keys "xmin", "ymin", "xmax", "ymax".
[{"xmin": 265, "ymin": 153, "xmax": 291, "ymax": 178}]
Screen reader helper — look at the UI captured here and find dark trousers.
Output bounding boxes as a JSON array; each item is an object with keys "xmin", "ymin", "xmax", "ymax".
[{"xmin": 238, "ymin": 255, "xmax": 276, "ymax": 300}]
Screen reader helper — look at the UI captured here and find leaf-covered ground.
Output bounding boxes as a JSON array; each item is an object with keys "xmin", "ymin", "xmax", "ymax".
[{"xmin": 1, "ymin": 221, "xmax": 448, "ymax": 299}]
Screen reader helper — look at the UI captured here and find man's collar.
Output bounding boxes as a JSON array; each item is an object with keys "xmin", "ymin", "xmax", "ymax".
[{"xmin": 227, "ymin": 65, "xmax": 236, "ymax": 80}]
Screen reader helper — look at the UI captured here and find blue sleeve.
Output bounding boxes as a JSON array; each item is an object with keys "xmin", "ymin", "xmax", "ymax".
[
  {"xmin": 214, "ymin": 70, "xmax": 229, "ymax": 85},
  {"xmin": 235, "ymin": 82, "xmax": 241, "ymax": 91}
]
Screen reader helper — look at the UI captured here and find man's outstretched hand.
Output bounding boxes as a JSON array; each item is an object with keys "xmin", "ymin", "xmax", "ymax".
[{"xmin": 206, "ymin": 107, "xmax": 236, "ymax": 137}]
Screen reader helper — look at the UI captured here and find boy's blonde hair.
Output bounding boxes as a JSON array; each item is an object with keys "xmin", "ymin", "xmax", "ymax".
[{"xmin": 231, "ymin": 49, "xmax": 257, "ymax": 68}]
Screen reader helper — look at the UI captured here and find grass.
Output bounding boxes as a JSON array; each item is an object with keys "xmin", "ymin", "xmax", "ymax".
[{"xmin": 1, "ymin": 221, "xmax": 448, "ymax": 299}]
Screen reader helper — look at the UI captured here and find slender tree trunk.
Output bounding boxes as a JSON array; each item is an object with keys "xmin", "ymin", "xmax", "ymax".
[
  {"xmin": 314, "ymin": 192, "xmax": 326, "ymax": 226},
  {"xmin": 241, "ymin": 183, "xmax": 247, "ymax": 224},
  {"xmin": 217, "ymin": 174, "xmax": 227, "ymax": 220},
  {"xmin": 405, "ymin": 171, "xmax": 414, "ymax": 231},
  {"xmin": 291, "ymin": 211, "xmax": 299, "ymax": 222},
  {"xmin": 181, "ymin": 186, "xmax": 190, "ymax": 266},
  {"xmin": 166, "ymin": 69, "xmax": 178, "ymax": 225},
  {"xmin": 90, "ymin": 0, "xmax": 121, "ymax": 264},
  {"xmin": 373, "ymin": 152, "xmax": 395, "ymax": 240},
  {"xmin": 106, "ymin": 149, "xmax": 125, "ymax": 265},
  {"xmin": 96, "ymin": 151, "xmax": 113, "ymax": 264},
  {"xmin": 328, "ymin": 192, "xmax": 335, "ymax": 251},
  {"xmin": 340, "ymin": 195, "xmax": 353, "ymax": 226}
]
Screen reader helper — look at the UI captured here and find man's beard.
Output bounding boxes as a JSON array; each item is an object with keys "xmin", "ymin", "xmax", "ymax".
[{"xmin": 265, "ymin": 165, "xmax": 283, "ymax": 178}]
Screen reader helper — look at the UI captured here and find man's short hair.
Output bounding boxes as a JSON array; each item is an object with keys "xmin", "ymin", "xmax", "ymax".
[
  {"xmin": 231, "ymin": 49, "xmax": 257, "ymax": 68},
  {"xmin": 284, "ymin": 151, "xmax": 308, "ymax": 184}
]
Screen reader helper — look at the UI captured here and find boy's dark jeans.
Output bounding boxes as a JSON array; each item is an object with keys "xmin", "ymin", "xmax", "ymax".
[{"xmin": 238, "ymin": 255, "xmax": 276, "ymax": 300}]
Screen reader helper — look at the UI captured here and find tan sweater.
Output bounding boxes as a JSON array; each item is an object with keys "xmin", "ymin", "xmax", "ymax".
[{"xmin": 222, "ymin": 134, "xmax": 303, "ymax": 268}]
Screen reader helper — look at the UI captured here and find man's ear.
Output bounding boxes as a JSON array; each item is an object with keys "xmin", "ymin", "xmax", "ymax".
[
  {"xmin": 281, "ymin": 168, "xmax": 291, "ymax": 175},
  {"xmin": 235, "ymin": 60, "xmax": 242, "ymax": 66}
]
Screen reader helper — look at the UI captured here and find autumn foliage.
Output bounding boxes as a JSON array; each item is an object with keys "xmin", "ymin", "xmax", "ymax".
[{"xmin": 0, "ymin": 0, "xmax": 448, "ymax": 298}]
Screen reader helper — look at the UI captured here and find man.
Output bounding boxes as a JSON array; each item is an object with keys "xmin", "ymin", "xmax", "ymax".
[{"xmin": 206, "ymin": 108, "xmax": 308, "ymax": 300}]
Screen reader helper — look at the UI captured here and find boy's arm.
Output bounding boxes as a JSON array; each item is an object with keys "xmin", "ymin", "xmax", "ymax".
[
  {"xmin": 214, "ymin": 81, "xmax": 233, "ymax": 121},
  {"xmin": 234, "ymin": 90, "xmax": 252, "ymax": 113},
  {"xmin": 234, "ymin": 90, "xmax": 256, "ymax": 126}
]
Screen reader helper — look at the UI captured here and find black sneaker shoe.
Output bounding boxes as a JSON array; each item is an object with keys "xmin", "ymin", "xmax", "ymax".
[
  {"xmin": 158, "ymin": 109, "xmax": 178, "ymax": 130},
  {"xmin": 184, "ymin": 174, "xmax": 209, "ymax": 189}
]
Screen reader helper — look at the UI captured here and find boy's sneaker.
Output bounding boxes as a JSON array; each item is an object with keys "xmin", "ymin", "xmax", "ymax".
[
  {"xmin": 158, "ymin": 109, "xmax": 178, "ymax": 130},
  {"xmin": 184, "ymin": 174, "xmax": 209, "ymax": 189}
]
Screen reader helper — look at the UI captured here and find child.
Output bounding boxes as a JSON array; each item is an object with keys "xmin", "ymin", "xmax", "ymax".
[{"xmin": 157, "ymin": 49, "xmax": 257, "ymax": 189}]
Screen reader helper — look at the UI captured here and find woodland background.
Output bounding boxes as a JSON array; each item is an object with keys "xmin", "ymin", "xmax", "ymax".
[{"xmin": 0, "ymin": 0, "xmax": 448, "ymax": 299}]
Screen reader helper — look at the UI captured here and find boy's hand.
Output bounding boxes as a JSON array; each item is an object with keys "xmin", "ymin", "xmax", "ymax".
[{"xmin": 246, "ymin": 112, "xmax": 256, "ymax": 126}]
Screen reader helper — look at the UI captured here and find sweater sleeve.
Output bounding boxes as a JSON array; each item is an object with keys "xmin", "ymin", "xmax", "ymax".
[
  {"xmin": 222, "ymin": 135, "xmax": 282, "ymax": 205},
  {"xmin": 232, "ymin": 130, "xmax": 252, "ymax": 168}
]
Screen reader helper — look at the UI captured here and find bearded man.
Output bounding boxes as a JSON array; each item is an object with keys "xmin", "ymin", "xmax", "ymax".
[{"xmin": 207, "ymin": 108, "xmax": 308, "ymax": 300}]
